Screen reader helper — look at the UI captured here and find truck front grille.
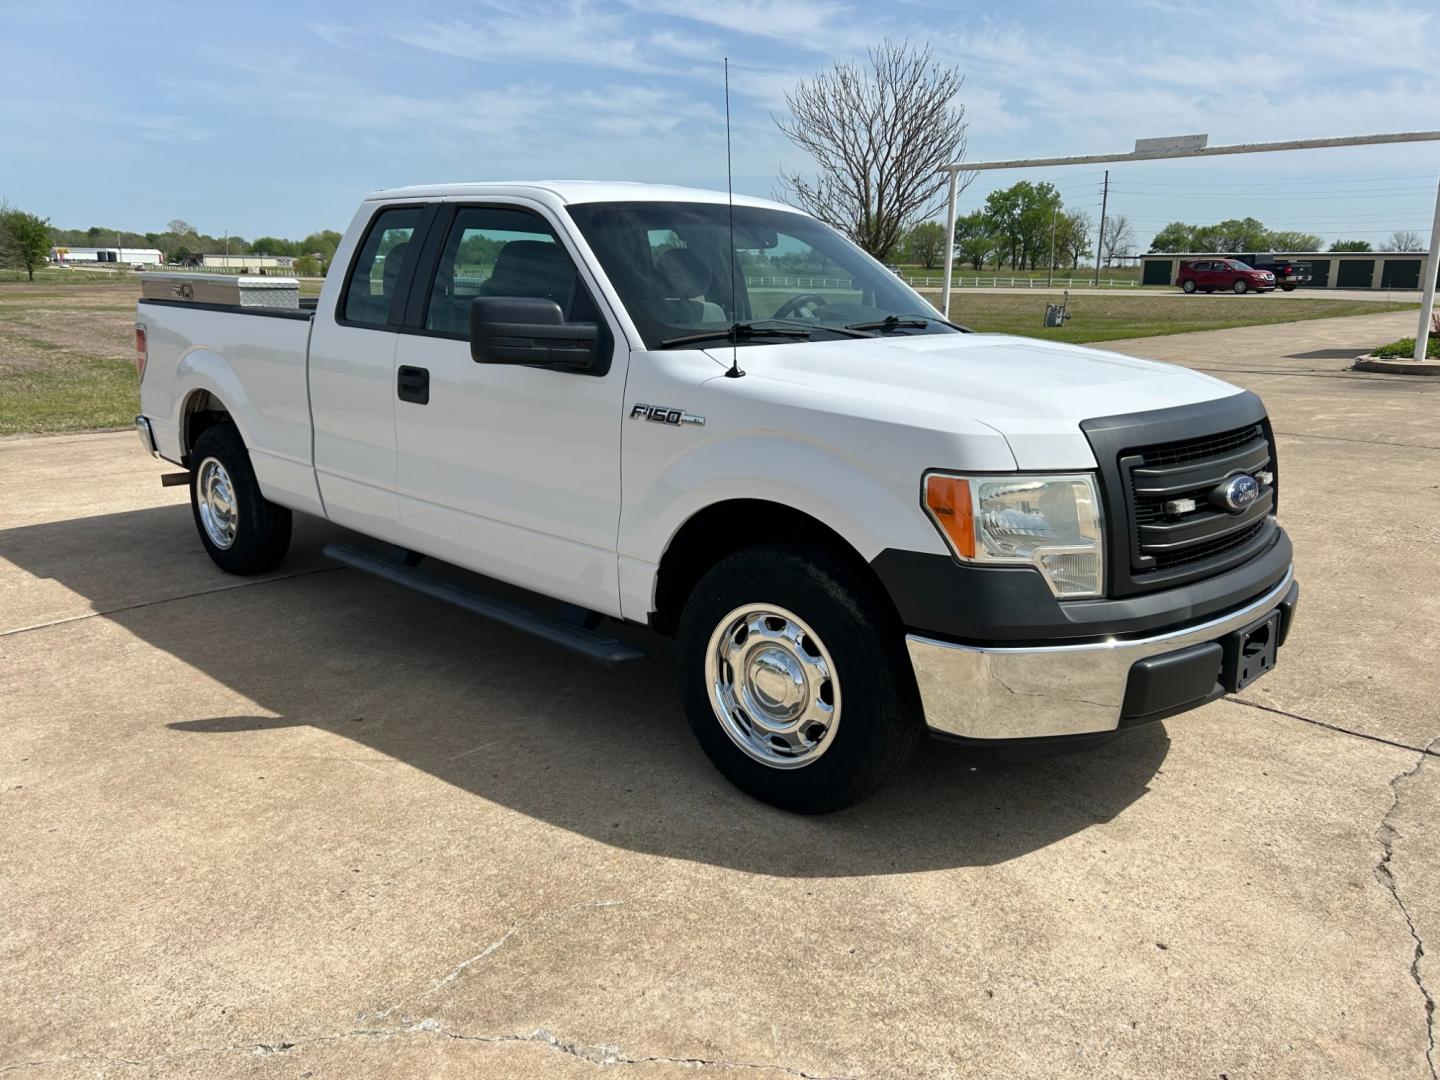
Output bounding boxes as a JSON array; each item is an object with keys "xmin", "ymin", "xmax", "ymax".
[
  {"xmin": 1124, "ymin": 421, "xmax": 1274, "ymax": 581},
  {"xmin": 1080, "ymin": 395, "xmax": 1280, "ymax": 597}
]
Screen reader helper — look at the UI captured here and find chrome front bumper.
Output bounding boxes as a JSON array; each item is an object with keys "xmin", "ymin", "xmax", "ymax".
[{"xmin": 907, "ymin": 567, "xmax": 1296, "ymax": 740}]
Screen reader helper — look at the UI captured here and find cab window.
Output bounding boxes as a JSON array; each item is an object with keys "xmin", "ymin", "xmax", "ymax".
[
  {"xmin": 424, "ymin": 206, "xmax": 598, "ymax": 336},
  {"xmin": 341, "ymin": 207, "xmax": 423, "ymax": 326}
]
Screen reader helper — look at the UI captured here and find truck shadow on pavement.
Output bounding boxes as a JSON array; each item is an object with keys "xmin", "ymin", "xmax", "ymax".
[{"xmin": 3, "ymin": 504, "xmax": 1170, "ymax": 877}]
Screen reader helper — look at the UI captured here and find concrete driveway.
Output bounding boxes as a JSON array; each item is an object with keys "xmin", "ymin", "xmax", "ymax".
[{"xmin": 2, "ymin": 311, "xmax": 1437, "ymax": 1079}]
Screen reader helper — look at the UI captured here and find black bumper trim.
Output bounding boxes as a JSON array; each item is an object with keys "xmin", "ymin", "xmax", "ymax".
[{"xmin": 872, "ymin": 528, "xmax": 1292, "ymax": 646}]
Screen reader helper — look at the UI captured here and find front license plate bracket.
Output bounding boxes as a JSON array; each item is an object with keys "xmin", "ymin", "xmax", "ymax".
[{"xmin": 1223, "ymin": 610, "xmax": 1281, "ymax": 691}]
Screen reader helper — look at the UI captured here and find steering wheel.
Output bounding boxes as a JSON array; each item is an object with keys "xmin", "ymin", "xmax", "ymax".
[{"xmin": 771, "ymin": 293, "xmax": 830, "ymax": 321}]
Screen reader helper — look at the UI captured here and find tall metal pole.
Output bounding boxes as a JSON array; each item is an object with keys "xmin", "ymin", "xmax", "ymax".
[
  {"xmin": 1047, "ymin": 205, "xmax": 1057, "ymax": 288},
  {"xmin": 941, "ymin": 169, "xmax": 959, "ymax": 317},
  {"xmin": 1093, "ymin": 170, "xmax": 1109, "ymax": 287},
  {"xmin": 1414, "ymin": 177, "xmax": 1440, "ymax": 362}
]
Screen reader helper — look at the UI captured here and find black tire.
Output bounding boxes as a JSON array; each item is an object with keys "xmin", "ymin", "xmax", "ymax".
[
  {"xmin": 1282, "ymin": 285, "xmax": 1295, "ymax": 291},
  {"xmin": 1181, "ymin": 280, "xmax": 1196, "ymax": 293},
  {"xmin": 189, "ymin": 423, "xmax": 291, "ymax": 575},
  {"xmin": 676, "ymin": 545, "xmax": 922, "ymax": 813},
  {"xmin": 1233, "ymin": 280, "xmax": 1248, "ymax": 294}
]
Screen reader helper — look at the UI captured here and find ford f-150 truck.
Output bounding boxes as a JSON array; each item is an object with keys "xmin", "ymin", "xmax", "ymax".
[{"xmin": 135, "ymin": 181, "xmax": 1298, "ymax": 812}]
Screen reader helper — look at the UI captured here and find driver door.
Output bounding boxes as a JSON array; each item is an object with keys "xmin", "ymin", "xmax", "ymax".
[{"xmin": 391, "ymin": 202, "xmax": 629, "ymax": 616}]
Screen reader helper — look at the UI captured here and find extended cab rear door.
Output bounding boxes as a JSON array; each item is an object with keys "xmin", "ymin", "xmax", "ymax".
[
  {"xmin": 387, "ymin": 199, "xmax": 630, "ymax": 617},
  {"xmin": 308, "ymin": 201, "xmax": 438, "ymax": 535}
]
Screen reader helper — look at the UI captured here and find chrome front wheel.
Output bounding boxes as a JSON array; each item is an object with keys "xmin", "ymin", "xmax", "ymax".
[
  {"xmin": 195, "ymin": 456, "xmax": 238, "ymax": 550},
  {"xmin": 704, "ymin": 604, "xmax": 840, "ymax": 769}
]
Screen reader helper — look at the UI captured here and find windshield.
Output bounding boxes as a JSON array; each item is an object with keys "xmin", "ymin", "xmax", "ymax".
[
  {"xmin": 1229, "ymin": 260, "xmax": 1254, "ymax": 271},
  {"xmin": 565, "ymin": 201, "xmax": 960, "ymax": 350}
]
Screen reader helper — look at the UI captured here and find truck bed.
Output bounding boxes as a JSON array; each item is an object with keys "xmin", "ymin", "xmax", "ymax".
[{"xmin": 137, "ymin": 295, "xmax": 321, "ymax": 515}]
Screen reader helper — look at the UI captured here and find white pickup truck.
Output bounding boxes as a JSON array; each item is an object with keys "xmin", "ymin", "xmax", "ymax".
[{"xmin": 135, "ymin": 181, "xmax": 1298, "ymax": 812}]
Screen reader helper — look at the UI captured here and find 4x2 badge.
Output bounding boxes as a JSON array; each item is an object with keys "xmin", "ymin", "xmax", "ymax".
[{"xmin": 630, "ymin": 403, "xmax": 705, "ymax": 427}]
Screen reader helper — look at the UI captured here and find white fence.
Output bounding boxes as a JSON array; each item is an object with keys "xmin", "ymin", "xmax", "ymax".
[
  {"xmin": 904, "ymin": 275, "xmax": 1140, "ymax": 289},
  {"xmin": 744, "ymin": 273, "xmax": 1140, "ymax": 290}
]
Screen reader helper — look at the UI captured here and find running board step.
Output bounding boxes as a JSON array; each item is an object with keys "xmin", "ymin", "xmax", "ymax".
[{"xmin": 323, "ymin": 543, "xmax": 646, "ymax": 666}]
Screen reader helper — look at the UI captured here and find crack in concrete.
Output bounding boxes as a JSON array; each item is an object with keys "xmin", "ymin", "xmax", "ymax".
[
  {"xmin": 1374, "ymin": 737, "xmax": 1439, "ymax": 1080},
  {"xmin": 1228, "ymin": 696, "xmax": 1440, "ymax": 757},
  {"xmin": 373, "ymin": 899, "xmax": 624, "ymax": 1021},
  {"xmin": 1, "ymin": 1020, "xmax": 858, "ymax": 1078}
]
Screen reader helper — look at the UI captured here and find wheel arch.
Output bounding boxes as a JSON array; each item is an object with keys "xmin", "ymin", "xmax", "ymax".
[
  {"xmin": 171, "ymin": 348, "xmax": 257, "ymax": 465},
  {"xmin": 649, "ymin": 498, "xmax": 902, "ymax": 637},
  {"xmin": 180, "ymin": 388, "xmax": 237, "ymax": 463}
]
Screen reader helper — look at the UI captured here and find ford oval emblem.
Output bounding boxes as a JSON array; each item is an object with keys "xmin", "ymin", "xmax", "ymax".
[{"xmin": 1218, "ymin": 473, "xmax": 1260, "ymax": 512}]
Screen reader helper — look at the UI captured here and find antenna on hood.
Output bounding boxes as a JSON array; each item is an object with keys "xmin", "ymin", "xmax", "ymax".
[{"xmin": 723, "ymin": 57, "xmax": 744, "ymax": 379}]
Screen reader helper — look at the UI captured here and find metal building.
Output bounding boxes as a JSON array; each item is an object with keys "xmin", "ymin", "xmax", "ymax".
[
  {"xmin": 50, "ymin": 247, "xmax": 164, "ymax": 266},
  {"xmin": 1138, "ymin": 251, "xmax": 1433, "ymax": 290}
]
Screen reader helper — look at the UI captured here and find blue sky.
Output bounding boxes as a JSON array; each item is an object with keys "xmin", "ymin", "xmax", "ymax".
[{"xmin": 3, "ymin": 0, "xmax": 1438, "ymax": 251}]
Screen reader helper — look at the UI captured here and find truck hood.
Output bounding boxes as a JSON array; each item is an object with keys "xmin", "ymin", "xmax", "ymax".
[{"xmin": 704, "ymin": 332, "xmax": 1242, "ymax": 469}]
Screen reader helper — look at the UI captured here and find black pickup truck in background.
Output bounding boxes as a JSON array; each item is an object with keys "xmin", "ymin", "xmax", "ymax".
[{"xmin": 1248, "ymin": 257, "xmax": 1312, "ymax": 291}]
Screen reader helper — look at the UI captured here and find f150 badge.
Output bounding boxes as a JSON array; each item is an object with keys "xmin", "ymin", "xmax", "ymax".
[{"xmin": 630, "ymin": 403, "xmax": 705, "ymax": 427}]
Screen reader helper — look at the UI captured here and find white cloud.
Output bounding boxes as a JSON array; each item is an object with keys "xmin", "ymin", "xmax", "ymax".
[{"xmin": 627, "ymin": 0, "xmax": 871, "ymax": 50}]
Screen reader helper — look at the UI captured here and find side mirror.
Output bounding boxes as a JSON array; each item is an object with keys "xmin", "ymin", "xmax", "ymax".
[{"xmin": 468, "ymin": 297, "xmax": 597, "ymax": 370}]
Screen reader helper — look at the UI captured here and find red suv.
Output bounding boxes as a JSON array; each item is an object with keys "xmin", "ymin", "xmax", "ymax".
[{"xmin": 1177, "ymin": 259, "xmax": 1276, "ymax": 294}]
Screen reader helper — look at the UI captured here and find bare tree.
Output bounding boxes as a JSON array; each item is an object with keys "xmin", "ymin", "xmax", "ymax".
[
  {"xmin": 1380, "ymin": 229, "xmax": 1424, "ymax": 252},
  {"xmin": 1100, "ymin": 214, "xmax": 1135, "ymax": 267},
  {"xmin": 1060, "ymin": 208, "xmax": 1092, "ymax": 269},
  {"xmin": 776, "ymin": 41, "xmax": 971, "ymax": 261}
]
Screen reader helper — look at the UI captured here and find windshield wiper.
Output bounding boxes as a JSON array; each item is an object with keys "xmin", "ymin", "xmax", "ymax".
[
  {"xmin": 845, "ymin": 314, "xmax": 931, "ymax": 333},
  {"xmin": 658, "ymin": 323, "xmax": 811, "ymax": 349},
  {"xmin": 752, "ymin": 317, "xmax": 873, "ymax": 339}
]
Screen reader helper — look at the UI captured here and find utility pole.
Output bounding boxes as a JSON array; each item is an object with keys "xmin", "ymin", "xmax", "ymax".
[
  {"xmin": 1415, "ymin": 177, "xmax": 1440, "ymax": 361},
  {"xmin": 1093, "ymin": 169, "xmax": 1109, "ymax": 287},
  {"xmin": 1047, "ymin": 205, "xmax": 1058, "ymax": 287}
]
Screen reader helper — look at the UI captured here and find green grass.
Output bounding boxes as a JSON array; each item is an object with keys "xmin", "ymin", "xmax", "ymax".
[
  {"xmin": 1370, "ymin": 336, "xmax": 1439, "ymax": 359},
  {"xmin": 0, "ymin": 268, "xmax": 144, "ymax": 286},
  {"xmin": 929, "ymin": 293, "xmax": 1419, "ymax": 345},
  {"xmin": 0, "ymin": 354, "xmax": 139, "ymax": 435}
]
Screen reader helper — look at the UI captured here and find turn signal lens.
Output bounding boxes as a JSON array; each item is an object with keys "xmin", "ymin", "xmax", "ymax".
[
  {"xmin": 923, "ymin": 475, "xmax": 975, "ymax": 558},
  {"xmin": 135, "ymin": 325, "xmax": 148, "ymax": 381}
]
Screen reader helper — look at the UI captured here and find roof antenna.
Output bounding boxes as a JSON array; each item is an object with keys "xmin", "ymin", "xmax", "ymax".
[{"xmin": 723, "ymin": 57, "xmax": 744, "ymax": 379}]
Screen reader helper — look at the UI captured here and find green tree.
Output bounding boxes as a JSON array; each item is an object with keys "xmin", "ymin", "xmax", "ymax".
[
  {"xmin": 1197, "ymin": 217, "xmax": 1269, "ymax": 252},
  {"xmin": 1149, "ymin": 222, "xmax": 1197, "ymax": 252},
  {"xmin": 952, "ymin": 210, "xmax": 995, "ymax": 269},
  {"xmin": 903, "ymin": 221, "xmax": 947, "ymax": 269},
  {"xmin": 1330, "ymin": 239, "xmax": 1372, "ymax": 252},
  {"xmin": 1016, "ymin": 182, "xmax": 1062, "ymax": 269},
  {"xmin": 980, "ymin": 185, "xmax": 1024, "ymax": 268},
  {"xmin": 0, "ymin": 206, "xmax": 53, "ymax": 281},
  {"xmin": 1265, "ymin": 231, "xmax": 1322, "ymax": 252},
  {"xmin": 302, "ymin": 229, "xmax": 343, "ymax": 269},
  {"xmin": 250, "ymin": 236, "xmax": 298, "ymax": 257}
]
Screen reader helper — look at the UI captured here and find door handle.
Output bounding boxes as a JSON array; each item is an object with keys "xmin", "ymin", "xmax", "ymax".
[{"xmin": 397, "ymin": 365, "xmax": 429, "ymax": 405}]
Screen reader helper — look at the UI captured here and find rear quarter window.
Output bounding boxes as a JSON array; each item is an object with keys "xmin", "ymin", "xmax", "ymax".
[{"xmin": 340, "ymin": 206, "xmax": 424, "ymax": 326}]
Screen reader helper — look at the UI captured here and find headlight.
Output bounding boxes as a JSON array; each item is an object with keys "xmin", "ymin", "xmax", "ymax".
[{"xmin": 923, "ymin": 472, "xmax": 1105, "ymax": 598}]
